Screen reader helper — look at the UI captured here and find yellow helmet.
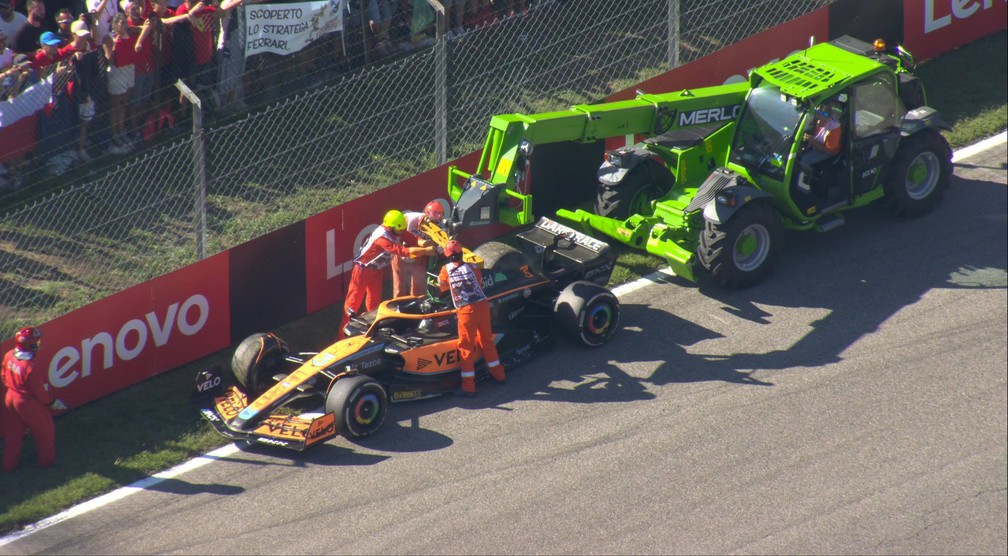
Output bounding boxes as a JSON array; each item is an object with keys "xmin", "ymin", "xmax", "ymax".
[{"xmin": 382, "ymin": 209, "xmax": 406, "ymax": 233}]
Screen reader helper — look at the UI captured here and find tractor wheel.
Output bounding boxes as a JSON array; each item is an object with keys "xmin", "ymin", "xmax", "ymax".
[
  {"xmin": 554, "ymin": 281, "xmax": 621, "ymax": 347},
  {"xmin": 884, "ymin": 130, "xmax": 952, "ymax": 217},
  {"xmin": 473, "ymin": 241, "xmax": 526, "ymax": 275},
  {"xmin": 697, "ymin": 202, "xmax": 782, "ymax": 288},
  {"xmin": 325, "ymin": 375, "xmax": 389, "ymax": 439},
  {"xmin": 231, "ymin": 332, "xmax": 290, "ymax": 396},
  {"xmin": 595, "ymin": 160, "xmax": 673, "ymax": 220}
]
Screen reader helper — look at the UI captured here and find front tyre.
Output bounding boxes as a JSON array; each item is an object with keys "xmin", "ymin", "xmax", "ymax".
[
  {"xmin": 697, "ymin": 202, "xmax": 782, "ymax": 288},
  {"xmin": 554, "ymin": 281, "xmax": 621, "ymax": 347},
  {"xmin": 325, "ymin": 375, "xmax": 389, "ymax": 439},
  {"xmin": 884, "ymin": 130, "xmax": 952, "ymax": 217},
  {"xmin": 231, "ymin": 333, "xmax": 289, "ymax": 396}
]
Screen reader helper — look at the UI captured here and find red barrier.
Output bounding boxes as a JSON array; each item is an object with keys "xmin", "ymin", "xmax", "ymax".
[
  {"xmin": 903, "ymin": 0, "xmax": 1007, "ymax": 62},
  {"xmin": 1, "ymin": 252, "xmax": 231, "ymax": 414}
]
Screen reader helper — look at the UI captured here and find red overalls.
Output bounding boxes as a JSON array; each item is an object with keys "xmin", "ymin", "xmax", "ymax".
[
  {"xmin": 339, "ymin": 226, "xmax": 419, "ymax": 338},
  {"xmin": 2, "ymin": 349, "xmax": 56, "ymax": 472},
  {"xmin": 439, "ymin": 261, "xmax": 505, "ymax": 393}
]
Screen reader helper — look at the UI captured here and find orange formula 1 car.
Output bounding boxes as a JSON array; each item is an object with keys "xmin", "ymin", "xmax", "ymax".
[{"xmin": 194, "ymin": 217, "xmax": 621, "ymax": 450}]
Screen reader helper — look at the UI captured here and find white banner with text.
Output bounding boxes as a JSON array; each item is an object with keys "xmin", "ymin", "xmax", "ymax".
[{"xmin": 244, "ymin": 0, "xmax": 343, "ymax": 57}]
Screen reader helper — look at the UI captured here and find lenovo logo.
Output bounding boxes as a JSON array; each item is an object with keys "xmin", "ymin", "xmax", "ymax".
[
  {"xmin": 48, "ymin": 294, "xmax": 211, "ymax": 388},
  {"xmin": 924, "ymin": 0, "xmax": 1002, "ymax": 33}
]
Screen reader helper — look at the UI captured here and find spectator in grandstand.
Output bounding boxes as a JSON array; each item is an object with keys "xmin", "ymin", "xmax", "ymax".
[
  {"xmin": 125, "ymin": 0, "xmax": 156, "ymax": 143},
  {"xmin": 174, "ymin": 0, "xmax": 217, "ymax": 93},
  {"xmin": 103, "ymin": 12, "xmax": 136, "ymax": 152},
  {"xmin": 367, "ymin": 0, "xmax": 396, "ymax": 58},
  {"xmin": 65, "ymin": 19, "xmax": 103, "ymax": 162},
  {"xmin": 54, "ymin": 8, "xmax": 73, "ymax": 45},
  {"xmin": 0, "ymin": 2, "xmax": 28, "ymax": 45},
  {"xmin": 30, "ymin": 30, "xmax": 68, "ymax": 78},
  {"xmin": 86, "ymin": 0, "xmax": 118, "ymax": 42},
  {"xmin": 137, "ymin": 0, "xmax": 177, "ymax": 125},
  {"xmin": 0, "ymin": 28, "xmax": 12, "ymax": 70},
  {"xmin": 215, "ymin": 0, "xmax": 259, "ymax": 114},
  {"xmin": 0, "ymin": 51, "xmax": 37, "ymax": 100},
  {"xmin": 11, "ymin": 0, "xmax": 46, "ymax": 53}
]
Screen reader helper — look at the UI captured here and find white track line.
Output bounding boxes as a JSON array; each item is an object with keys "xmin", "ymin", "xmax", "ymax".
[{"xmin": 2, "ymin": 132, "xmax": 1004, "ymax": 545}]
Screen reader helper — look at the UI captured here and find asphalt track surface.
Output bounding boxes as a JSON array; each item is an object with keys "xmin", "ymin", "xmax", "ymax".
[{"xmin": 3, "ymin": 135, "xmax": 1006, "ymax": 555}]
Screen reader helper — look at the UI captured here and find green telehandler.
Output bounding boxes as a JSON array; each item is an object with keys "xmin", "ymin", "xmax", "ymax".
[{"xmin": 445, "ymin": 35, "xmax": 952, "ymax": 287}]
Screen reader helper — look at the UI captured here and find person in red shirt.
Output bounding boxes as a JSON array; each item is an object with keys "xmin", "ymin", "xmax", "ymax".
[
  {"xmin": 104, "ymin": 13, "xmax": 140, "ymax": 152},
  {"xmin": 175, "ymin": 0, "xmax": 217, "ymax": 90},
  {"xmin": 438, "ymin": 239, "xmax": 506, "ymax": 396},
  {"xmin": 339, "ymin": 210, "xmax": 436, "ymax": 339},
  {"xmin": 30, "ymin": 30, "xmax": 71, "ymax": 78},
  {"xmin": 392, "ymin": 200, "xmax": 445, "ymax": 298},
  {"xmin": 2, "ymin": 327, "xmax": 67, "ymax": 472}
]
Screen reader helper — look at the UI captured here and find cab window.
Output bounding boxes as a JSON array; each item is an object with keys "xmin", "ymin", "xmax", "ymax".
[{"xmin": 852, "ymin": 73, "xmax": 902, "ymax": 139}]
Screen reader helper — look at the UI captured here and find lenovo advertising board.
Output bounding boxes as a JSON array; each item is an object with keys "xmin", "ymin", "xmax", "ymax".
[
  {"xmin": 903, "ymin": 0, "xmax": 1007, "ymax": 62},
  {"xmin": 0, "ymin": 253, "xmax": 230, "ymax": 414}
]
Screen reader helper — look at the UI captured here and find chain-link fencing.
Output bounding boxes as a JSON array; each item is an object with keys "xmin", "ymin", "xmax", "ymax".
[{"xmin": 0, "ymin": 0, "xmax": 832, "ymax": 337}]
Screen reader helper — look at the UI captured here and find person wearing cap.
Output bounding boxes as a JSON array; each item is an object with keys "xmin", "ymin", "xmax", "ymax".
[
  {"xmin": 2, "ymin": 326, "xmax": 67, "ymax": 472},
  {"xmin": 338, "ymin": 209, "xmax": 437, "ymax": 339},
  {"xmin": 438, "ymin": 239, "xmax": 506, "ymax": 396},
  {"xmin": 0, "ymin": 51, "xmax": 37, "ymax": 100},
  {"xmin": 392, "ymin": 200, "xmax": 446, "ymax": 298},
  {"xmin": 11, "ymin": 0, "xmax": 45, "ymax": 54},
  {"xmin": 54, "ymin": 8, "xmax": 73, "ymax": 45},
  {"xmin": 29, "ymin": 30, "xmax": 68, "ymax": 79},
  {"xmin": 65, "ymin": 18, "xmax": 101, "ymax": 163}
]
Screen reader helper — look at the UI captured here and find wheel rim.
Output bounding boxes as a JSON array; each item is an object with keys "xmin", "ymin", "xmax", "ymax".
[
  {"xmin": 585, "ymin": 300, "xmax": 616, "ymax": 340},
  {"xmin": 350, "ymin": 391, "xmax": 383, "ymax": 426},
  {"xmin": 733, "ymin": 224, "xmax": 771, "ymax": 272},
  {"xmin": 905, "ymin": 151, "xmax": 940, "ymax": 200}
]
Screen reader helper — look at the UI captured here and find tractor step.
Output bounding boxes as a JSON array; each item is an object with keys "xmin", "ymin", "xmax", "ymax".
[{"xmin": 815, "ymin": 213, "xmax": 845, "ymax": 232}]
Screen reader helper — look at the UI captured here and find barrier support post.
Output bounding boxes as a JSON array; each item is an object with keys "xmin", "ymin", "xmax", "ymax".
[{"xmin": 176, "ymin": 79, "xmax": 208, "ymax": 260}]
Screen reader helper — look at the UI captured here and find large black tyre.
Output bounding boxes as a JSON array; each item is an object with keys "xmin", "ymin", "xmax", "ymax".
[
  {"xmin": 325, "ymin": 375, "xmax": 389, "ymax": 439},
  {"xmin": 554, "ymin": 280, "xmax": 621, "ymax": 347},
  {"xmin": 595, "ymin": 160, "xmax": 673, "ymax": 220},
  {"xmin": 473, "ymin": 241, "xmax": 526, "ymax": 275},
  {"xmin": 696, "ymin": 202, "xmax": 782, "ymax": 288},
  {"xmin": 231, "ymin": 332, "xmax": 289, "ymax": 395},
  {"xmin": 884, "ymin": 130, "xmax": 952, "ymax": 217}
]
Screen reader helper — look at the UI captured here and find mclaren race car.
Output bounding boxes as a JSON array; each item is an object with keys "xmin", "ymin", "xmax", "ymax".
[{"xmin": 194, "ymin": 217, "xmax": 621, "ymax": 450}]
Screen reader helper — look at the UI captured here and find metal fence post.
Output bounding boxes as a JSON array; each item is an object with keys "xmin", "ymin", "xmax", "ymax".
[
  {"xmin": 176, "ymin": 79, "xmax": 208, "ymax": 260},
  {"xmin": 427, "ymin": 0, "xmax": 447, "ymax": 165},
  {"xmin": 668, "ymin": 0, "xmax": 680, "ymax": 70}
]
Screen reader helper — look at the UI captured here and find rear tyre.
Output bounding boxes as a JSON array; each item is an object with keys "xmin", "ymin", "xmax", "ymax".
[
  {"xmin": 595, "ymin": 160, "xmax": 673, "ymax": 220},
  {"xmin": 231, "ymin": 333, "xmax": 289, "ymax": 395},
  {"xmin": 884, "ymin": 130, "xmax": 952, "ymax": 217},
  {"xmin": 473, "ymin": 241, "xmax": 526, "ymax": 275},
  {"xmin": 325, "ymin": 375, "xmax": 389, "ymax": 438},
  {"xmin": 697, "ymin": 202, "xmax": 782, "ymax": 288},
  {"xmin": 554, "ymin": 280, "xmax": 621, "ymax": 347}
]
